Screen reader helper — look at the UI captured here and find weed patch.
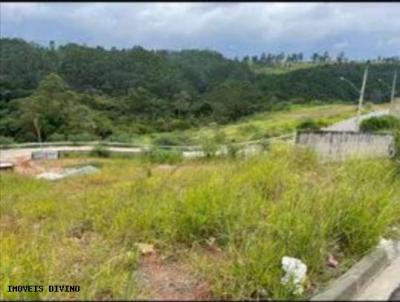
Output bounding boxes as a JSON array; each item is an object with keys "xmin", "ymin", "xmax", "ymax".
[{"xmin": 1, "ymin": 146, "xmax": 399, "ymax": 300}]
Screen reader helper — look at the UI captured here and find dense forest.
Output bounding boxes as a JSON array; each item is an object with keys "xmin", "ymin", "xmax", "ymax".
[{"xmin": 0, "ymin": 38, "xmax": 399, "ymax": 143}]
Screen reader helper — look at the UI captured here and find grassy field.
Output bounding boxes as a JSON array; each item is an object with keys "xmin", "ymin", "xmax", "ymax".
[
  {"xmin": 1, "ymin": 144, "xmax": 399, "ymax": 300},
  {"xmin": 0, "ymin": 103, "xmax": 388, "ymax": 148},
  {"xmin": 250, "ymin": 62, "xmax": 316, "ymax": 75},
  {"xmin": 145, "ymin": 103, "xmax": 389, "ymax": 146}
]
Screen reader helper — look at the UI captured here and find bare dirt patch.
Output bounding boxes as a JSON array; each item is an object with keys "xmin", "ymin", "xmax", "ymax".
[
  {"xmin": 13, "ymin": 157, "xmax": 47, "ymax": 176},
  {"xmin": 0, "ymin": 214, "xmax": 22, "ymax": 234},
  {"xmin": 12, "ymin": 158, "xmax": 93, "ymax": 177},
  {"xmin": 138, "ymin": 252, "xmax": 211, "ymax": 300}
]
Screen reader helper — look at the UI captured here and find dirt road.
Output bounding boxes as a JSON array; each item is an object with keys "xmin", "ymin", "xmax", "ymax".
[
  {"xmin": 0, "ymin": 146, "xmax": 143, "ymax": 163},
  {"xmin": 323, "ymin": 109, "xmax": 390, "ymax": 131}
]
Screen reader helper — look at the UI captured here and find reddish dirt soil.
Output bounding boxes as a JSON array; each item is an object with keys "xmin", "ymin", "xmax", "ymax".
[
  {"xmin": 11, "ymin": 158, "xmax": 87, "ymax": 177},
  {"xmin": 138, "ymin": 252, "xmax": 211, "ymax": 300},
  {"xmin": 13, "ymin": 157, "xmax": 47, "ymax": 176}
]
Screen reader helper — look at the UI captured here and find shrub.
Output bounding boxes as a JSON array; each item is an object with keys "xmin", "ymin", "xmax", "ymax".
[
  {"xmin": 130, "ymin": 123, "xmax": 154, "ymax": 134},
  {"xmin": 153, "ymin": 134, "xmax": 179, "ymax": 146},
  {"xmin": 107, "ymin": 132, "xmax": 133, "ymax": 143},
  {"xmin": 265, "ymin": 127, "xmax": 280, "ymax": 138},
  {"xmin": 48, "ymin": 132, "xmax": 66, "ymax": 142},
  {"xmin": 166, "ymin": 119, "xmax": 192, "ymax": 131},
  {"xmin": 250, "ymin": 132, "xmax": 265, "ymax": 141},
  {"xmin": 68, "ymin": 133, "xmax": 99, "ymax": 142},
  {"xmin": 394, "ymin": 129, "xmax": 400, "ymax": 159},
  {"xmin": 144, "ymin": 148, "xmax": 183, "ymax": 164},
  {"xmin": 202, "ymin": 139, "xmax": 219, "ymax": 158},
  {"xmin": 259, "ymin": 138, "xmax": 271, "ymax": 151},
  {"xmin": 364, "ymin": 102, "xmax": 373, "ymax": 111},
  {"xmin": 90, "ymin": 145, "xmax": 111, "ymax": 158},
  {"xmin": 360, "ymin": 115, "xmax": 400, "ymax": 133},
  {"xmin": 213, "ymin": 130, "xmax": 227, "ymax": 144},
  {"xmin": 296, "ymin": 118, "xmax": 327, "ymax": 131},
  {"xmin": 270, "ymin": 101, "xmax": 291, "ymax": 111},
  {"xmin": 237, "ymin": 124, "xmax": 260, "ymax": 136},
  {"xmin": 0, "ymin": 136, "xmax": 15, "ymax": 146},
  {"xmin": 226, "ymin": 141, "xmax": 240, "ymax": 159}
]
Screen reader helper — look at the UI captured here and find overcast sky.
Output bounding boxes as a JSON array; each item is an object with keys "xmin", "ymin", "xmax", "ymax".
[{"xmin": 1, "ymin": 2, "xmax": 399, "ymax": 59}]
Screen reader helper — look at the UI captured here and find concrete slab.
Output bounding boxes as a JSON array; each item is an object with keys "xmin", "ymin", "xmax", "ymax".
[
  {"xmin": 31, "ymin": 150, "xmax": 59, "ymax": 160},
  {"xmin": 353, "ymin": 256, "xmax": 400, "ymax": 301},
  {"xmin": 311, "ymin": 240, "xmax": 400, "ymax": 301},
  {"xmin": 36, "ymin": 165, "xmax": 99, "ymax": 181},
  {"xmin": 0, "ymin": 162, "xmax": 14, "ymax": 170}
]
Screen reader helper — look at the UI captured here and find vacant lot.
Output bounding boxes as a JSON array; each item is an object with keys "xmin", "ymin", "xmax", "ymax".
[
  {"xmin": 1, "ymin": 145, "xmax": 399, "ymax": 300},
  {"xmin": 146, "ymin": 103, "xmax": 389, "ymax": 146}
]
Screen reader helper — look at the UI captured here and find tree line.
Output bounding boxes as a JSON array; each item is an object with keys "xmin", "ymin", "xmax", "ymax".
[
  {"xmin": 0, "ymin": 38, "xmax": 399, "ymax": 143},
  {"xmin": 243, "ymin": 51, "xmax": 399, "ymax": 66}
]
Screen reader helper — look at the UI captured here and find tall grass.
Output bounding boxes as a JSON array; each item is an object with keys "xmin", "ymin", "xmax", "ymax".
[{"xmin": 1, "ymin": 145, "xmax": 399, "ymax": 300}]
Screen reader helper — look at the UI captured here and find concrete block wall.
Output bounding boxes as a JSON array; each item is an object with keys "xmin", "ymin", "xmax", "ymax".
[
  {"xmin": 390, "ymin": 97, "xmax": 400, "ymax": 118},
  {"xmin": 296, "ymin": 131, "xmax": 394, "ymax": 160},
  {"xmin": 31, "ymin": 150, "xmax": 59, "ymax": 160}
]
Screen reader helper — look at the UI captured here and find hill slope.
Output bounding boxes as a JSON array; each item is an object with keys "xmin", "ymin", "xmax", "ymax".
[{"xmin": 0, "ymin": 38, "xmax": 399, "ymax": 143}]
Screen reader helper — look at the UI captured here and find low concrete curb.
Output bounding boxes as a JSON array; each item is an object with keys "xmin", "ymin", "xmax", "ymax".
[{"xmin": 311, "ymin": 240, "xmax": 400, "ymax": 301}]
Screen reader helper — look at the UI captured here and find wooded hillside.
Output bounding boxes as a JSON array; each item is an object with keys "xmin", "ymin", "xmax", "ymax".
[{"xmin": 0, "ymin": 38, "xmax": 398, "ymax": 143}]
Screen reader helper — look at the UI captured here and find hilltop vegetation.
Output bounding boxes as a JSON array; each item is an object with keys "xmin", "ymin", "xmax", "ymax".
[{"xmin": 0, "ymin": 38, "xmax": 399, "ymax": 143}]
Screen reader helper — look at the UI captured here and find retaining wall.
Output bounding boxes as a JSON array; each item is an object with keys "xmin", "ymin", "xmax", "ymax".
[
  {"xmin": 390, "ymin": 97, "xmax": 400, "ymax": 118},
  {"xmin": 295, "ymin": 131, "xmax": 395, "ymax": 160}
]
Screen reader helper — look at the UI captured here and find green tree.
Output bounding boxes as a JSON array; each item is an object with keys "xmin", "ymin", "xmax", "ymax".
[{"xmin": 206, "ymin": 80, "xmax": 260, "ymax": 122}]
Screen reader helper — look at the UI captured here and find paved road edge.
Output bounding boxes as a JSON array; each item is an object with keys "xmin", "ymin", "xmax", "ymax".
[{"xmin": 310, "ymin": 240, "xmax": 400, "ymax": 301}]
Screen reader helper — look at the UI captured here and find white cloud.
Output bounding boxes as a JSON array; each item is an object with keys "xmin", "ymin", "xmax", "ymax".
[
  {"xmin": 333, "ymin": 41, "xmax": 349, "ymax": 50},
  {"xmin": 1, "ymin": 2, "xmax": 399, "ymax": 57}
]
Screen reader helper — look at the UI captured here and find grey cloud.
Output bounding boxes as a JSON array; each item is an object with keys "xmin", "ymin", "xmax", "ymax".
[{"xmin": 1, "ymin": 2, "xmax": 399, "ymax": 58}]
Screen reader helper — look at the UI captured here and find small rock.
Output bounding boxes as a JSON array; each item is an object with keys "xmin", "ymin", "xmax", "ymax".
[
  {"xmin": 206, "ymin": 236, "xmax": 216, "ymax": 246},
  {"xmin": 281, "ymin": 256, "xmax": 308, "ymax": 295},
  {"xmin": 379, "ymin": 238, "xmax": 396, "ymax": 260},
  {"xmin": 135, "ymin": 243, "xmax": 155, "ymax": 256},
  {"xmin": 36, "ymin": 172, "xmax": 65, "ymax": 181},
  {"xmin": 327, "ymin": 253, "xmax": 339, "ymax": 268}
]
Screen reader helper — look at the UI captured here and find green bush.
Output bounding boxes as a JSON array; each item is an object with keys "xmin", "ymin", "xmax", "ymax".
[
  {"xmin": 0, "ymin": 136, "xmax": 15, "ymax": 145},
  {"xmin": 265, "ymin": 127, "xmax": 280, "ymax": 138},
  {"xmin": 144, "ymin": 148, "xmax": 183, "ymax": 164},
  {"xmin": 296, "ymin": 118, "xmax": 327, "ymax": 131},
  {"xmin": 213, "ymin": 130, "xmax": 227, "ymax": 144},
  {"xmin": 259, "ymin": 138, "xmax": 271, "ymax": 151},
  {"xmin": 237, "ymin": 124, "xmax": 260, "ymax": 136},
  {"xmin": 360, "ymin": 115, "xmax": 400, "ymax": 133},
  {"xmin": 250, "ymin": 130, "xmax": 265, "ymax": 141},
  {"xmin": 226, "ymin": 141, "xmax": 240, "ymax": 159},
  {"xmin": 107, "ymin": 132, "xmax": 133, "ymax": 143},
  {"xmin": 153, "ymin": 133, "xmax": 181, "ymax": 146},
  {"xmin": 90, "ymin": 145, "xmax": 111, "ymax": 158},
  {"xmin": 130, "ymin": 123, "xmax": 154, "ymax": 134},
  {"xmin": 68, "ymin": 133, "xmax": 99, "ymax": 142},
  {"xmin": 394, "ymin": 129, "xmax": 400, "ymax": 159},
  {"xmin": 202, "ymin": 139, "xmax": 219, "ymax": 158},
  {"xmin": 48, "ymin": 132, "xmax": 66, "ymax": 142},
  {"xmin": 153, "ymin": 118, "xmax": 193, "ymax": 132},
  {"xmin": 164, "ymin": 119, "xmax": 193, "ymax": 131}
]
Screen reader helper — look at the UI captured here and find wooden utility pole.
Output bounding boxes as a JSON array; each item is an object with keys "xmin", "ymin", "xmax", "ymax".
[
  {"xmin": 357, "ymin": 65, "xmax": 369, "ymax": 129},
  {"xmin": 391, "ymin": 70, "xmax": 397, "ymax": 108},
  {"xmin": 33, "ymin": 117, "xmax": 42, "ymax": 148}
]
